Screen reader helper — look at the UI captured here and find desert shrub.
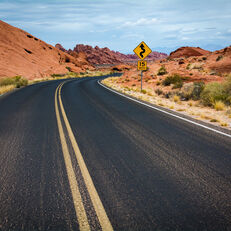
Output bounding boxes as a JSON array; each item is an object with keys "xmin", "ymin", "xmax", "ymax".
[
  {"xmin": 0, "ymin": 85, "xmax": 15, "ymax": 94},
  {"xmin": 66, "ymin": 66, "xmax": 72, "ymax": 72},
  {"xmin": 15, "ymin": 77, "xmax": 28, "ymax": 88},
  {"xmin": 200, "ymin": 82, "xmax": 227, "ymax": 106},
  {"xmin": 164, "ymin": 92, "xmax": 172, "ymax": 98},
  {"xmin": 67, "ymin": 72, "xmax": 79, "ymax": 78},
  {"xmin": 156, "ymin": 81, "xmax": 161, "ymax": 86},
  {"xmin": 216, "ymin": 55, "xmax": 223, "ymax": 62},
  {"xmin": 186, "ymin": 64, "xmax": 191, "ymax": 70},
  {"xmin": 187, "ymin": 63, "xmax": 203, "ymax": 70},
  {"xmin": 192, "ymin": 82, "xmax": 205, "ymax": 100},
  {"xmin": 220, "ymin": 122, "xmax": 228, "ymax": 127},
  {"xmin": 0, "ymin": 76, "xmax": 28, "ymax": 88},
  {"xmin": 143, "ymin": 67, "xmax": 149, "ymax": 72},
  {"xmin": 210, "ymin": 118, "xmax": 219, "ymax": 122},
  {"xmin": 213, "ymin": 101, "xmax": 225, "ymax": 111},
  {"xmin": 181, "ymin": 82, "xmax": 205, "ymax": 100},
  {"xmin": 155, "ymin": 88, "xmax": 163, "ymax": 95},
  {"xmin": 173, "ymin": 95, "xmax": 180, "ymax": 102},
  {"xmin": 162, "ymin": 74, "xmax": 186, "ymax": 89},
  {"xmin": 223, "ymin": 76, "xmax": 231, "ymax": 96},
  {"xmin": 141, "ymin": 89, "xmax": 147, "ymax": 94},
  {"xmin": 172, "ymin": 81, "xmax": 183, "ymax": 89},
  {"xmin": 181, "ymin": 82, "xmax": 194, "ymax": 100},
  {"xmin": 157, "ymin": 65, "xmax": 167, "ymax": 75},
  {"xmin": 51, "ymin": 74, "xmax": 63, "ymax": 78},
  {"xmin": 0, "ymin": 77, "xmax": 15, "ymax": 86}
]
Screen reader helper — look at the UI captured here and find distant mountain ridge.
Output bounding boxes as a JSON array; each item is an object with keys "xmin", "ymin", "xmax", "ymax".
[{"xmin": 55, "ymin": 44, "xmax": 168, "ymax": 65}]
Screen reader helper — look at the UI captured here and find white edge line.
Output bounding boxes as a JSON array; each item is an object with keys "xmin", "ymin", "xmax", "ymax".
[{"xmin": 98, "ymin": 80, "xmax": 231, "ymax": 139}]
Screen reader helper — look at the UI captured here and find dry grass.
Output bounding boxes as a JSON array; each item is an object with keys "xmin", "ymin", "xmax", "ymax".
[
  {"xmin": 213, "ymin": 101, "xmax": 225, "ymax": 111},
  {"xmin": 188, "ymin": 101, "xmax": 193, "ymax": 107},
  {"xmin": 0, "ymin": 84, "xmax": 15, "ymax": 94},
  {"xmin": 210, "ymin": 118, "xmax": 219, "ymax": 123},
  {"xmin": 200, "ymin": 114, "xmax": 212, "ymax": 120},
  {"xmin": 220, "ymin": 122, "xmax": 228, "ymax": 127},
  {"xmin": 173, "ymin": 95, "xmax": 180, "ymax": 102}
]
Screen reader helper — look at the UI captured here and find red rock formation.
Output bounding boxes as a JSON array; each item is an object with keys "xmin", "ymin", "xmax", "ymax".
[
  {"xmin": 0, "ymin": 20, "xmax": 93, "ymax": 79},
  {"xmin": 111, "ymin": 64, "xmax": 132, "ymax": 72},
  {"xmin": 55, "ymin": 43, "xmax": 66, "ymax": 52},
  {"xmin": 169, "ymin": 47, "xmax": 210, "ymax": 59},
  {"xmin": 207, "ymin": 45, "xmax": 231, "ymax": 74},
  {"xmin": 56, "ymin": 44, "xmax": 168, "ymax": 65},
  {"xmin": 71, "ymin": 44, "xmax": 122, "ymax": 64},
  {"xmin": 115, "ymin": 52, "xmax": 168, "ymax": 61}
]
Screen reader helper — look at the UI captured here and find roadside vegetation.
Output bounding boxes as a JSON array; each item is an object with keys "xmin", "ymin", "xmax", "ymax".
[
  {"xmin": 162, "ymin": 74, "xmax": 189, "ymax": 89},
  {"xmin": 0, "ymin": 70, "xmax": 116, "ymax": 95},
  {"xmin": 0, "ymin": 76, "xmax": 28, "ymax": 94},
  {"xmin": 157, "ymin": 65, "xmax": 168, "ymax": 75},
  {"xmin": 102, "ymin": 73, "xmax": 231, "ymax": 129}
]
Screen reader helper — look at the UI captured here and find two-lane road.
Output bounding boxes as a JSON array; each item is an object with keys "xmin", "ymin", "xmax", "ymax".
[{"xmin": 0, "ymin": 76, "xmax": 231, "ymax": 230}]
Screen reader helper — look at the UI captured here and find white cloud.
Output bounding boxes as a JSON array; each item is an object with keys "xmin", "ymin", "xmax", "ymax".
[
  {"xmin": 182, "ymin": 37, "xmax": 190, "ymax": 40},
  {"xmin": 122, "ymin": 18, "xmax": 159, "ymax": 27}
]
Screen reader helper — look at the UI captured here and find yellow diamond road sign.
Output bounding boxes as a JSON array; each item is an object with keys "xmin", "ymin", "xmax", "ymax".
[{"xmin": 133, "ymin": 41, "xmax": 152, "ymax": 60}]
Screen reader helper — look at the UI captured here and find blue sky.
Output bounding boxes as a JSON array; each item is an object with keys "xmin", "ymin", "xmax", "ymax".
[{"xmin": 0, "ymin": 0, "xmax": 231, "ymax": 54}]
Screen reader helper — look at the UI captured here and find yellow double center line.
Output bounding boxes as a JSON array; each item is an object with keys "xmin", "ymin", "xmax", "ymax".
[{"xmin": 55, "ymin": 81, "xmax": 113, "ymax": 231}]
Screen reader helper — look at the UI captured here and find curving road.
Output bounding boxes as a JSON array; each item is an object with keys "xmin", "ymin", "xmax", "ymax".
[{"xmin": 0, "ymin": 76, "xmax": 231, "ymax": 231}]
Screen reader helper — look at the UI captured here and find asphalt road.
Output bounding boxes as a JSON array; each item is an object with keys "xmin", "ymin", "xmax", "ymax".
[{"xmin": 0, "ymin": 76, "xmax": 231, "ymax": 231}]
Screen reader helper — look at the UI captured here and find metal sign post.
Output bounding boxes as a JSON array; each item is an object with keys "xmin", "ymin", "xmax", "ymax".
[
  {"xmin": 141, "ymin": 70, "xmax": 143, "ymax": 91},
  {"xmin": 137, "ymin": 60, "xmax": 147, "ymax": 92},
  {"xmin": 134, "ymin": 42, "xmax": 152, "ymax": 92}
]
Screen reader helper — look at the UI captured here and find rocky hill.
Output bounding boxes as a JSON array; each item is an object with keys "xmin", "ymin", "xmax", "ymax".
[
  {"xmin": 207, "ymin": 46, "xmax": 231, "ymax": 74},
  {"xmin": 169, "ymin": 47, "xmax": 210, "ymax": 59},
  {"xmin": 168, "ymin": 45, "xmax": 231, "ymax": 75},
  {"xmin": 0, "ymin": 21, "xmax": 93, "ymax": 79},
  {"xmin": 55, "ymin": 44, "xmax": 168, "ymax": 65}
]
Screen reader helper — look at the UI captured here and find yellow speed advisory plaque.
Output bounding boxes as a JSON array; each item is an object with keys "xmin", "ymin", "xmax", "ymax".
[{"xmin": 137, "ymin": 60, "xmax": 147, "ymax": 71}]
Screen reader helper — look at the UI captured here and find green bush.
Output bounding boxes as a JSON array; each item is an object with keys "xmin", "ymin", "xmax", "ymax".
[
  {"xmin": 15, "ymin": 77, "xmax": 28, "ymax": 88},
  {"xmin": 223, "ymin": 76, "xmax": 231, "ymax": 95},
  {"xmin": 200, "ymin": 82, "xmax": 227, "ymax": 106},
  {"xmin": 0, "ymin": 76, "xmax": 28, "ymax": 88},
  {"xmin": 186, "ymin": 64, "xmax": 191, "ymax": 70},
  {"xmin": 180, "ymin": 82, "xmax": 205, "ymax": 100},
  {"xmin": 155, "ymin": 88, "xmax": 163, "ymax": 95},
  {"xmin": 216, "ymin": 55, "xmax": 223, "ymax": 62},
  {"xmin": 65, "ymin": 66, "xmax": 72, "ymax": 72},
  {"xmin": 157, "ymin": 65, "xmax": 167, "ymax": 75},
  {"xmin": 162, "ymin": 74, "xmax": 187, "ymax": 89},
  {"xmin": 51, "ymin": 74, "xmax": 63, "ymax": 78},
  {"xmin": 192, "ymin": 82, "xmax": 205, "ymax": 100},
  {"xmin": 172, "ymin": 81, "xmax": 183, "ymax": 89}
]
